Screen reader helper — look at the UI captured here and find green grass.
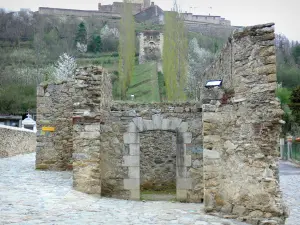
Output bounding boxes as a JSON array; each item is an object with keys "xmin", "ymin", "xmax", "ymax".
[
  {"xmin": 77, "ymin": 53, "xmax": 162, "ymax": 102},
  {"xmin": 127, "ymin": 62, "xmax": 160, "ymax": 102}
]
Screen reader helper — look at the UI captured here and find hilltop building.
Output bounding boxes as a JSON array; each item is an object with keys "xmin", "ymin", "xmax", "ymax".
[{"xmin": 38, "ymin": 1, "xmax": 231, "ymax": 26}]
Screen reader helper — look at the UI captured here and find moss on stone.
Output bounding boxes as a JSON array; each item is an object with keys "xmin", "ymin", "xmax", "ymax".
[{"xmin": 36, "ymin": 164, "xmax": 50, "ymax": 170}]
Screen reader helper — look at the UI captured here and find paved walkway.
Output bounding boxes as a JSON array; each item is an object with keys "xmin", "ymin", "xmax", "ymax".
[
  {"xmin": 0, "ymin": 153, "xmax": 248, "ymax": 225},
  {"xmin": 279, "ymin": 160, "xmax": 300, "ymax": 225}
]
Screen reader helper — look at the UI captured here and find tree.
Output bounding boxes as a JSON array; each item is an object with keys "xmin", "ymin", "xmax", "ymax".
[
  {"xmin": 53, "ymin": 53, "xmax": 77, "ymax": 81},
  {"xmin": 162, "ymin": 7, "xmax": 188, "ymax": 101},
  {"xmin": 187, "ymin": 38, "xmax": 214, "ymax": 100},
  {"xmin": 118, "ymin": 0, "xmax": 136, "ymax": 100},
  {"xmin": 292, "ymin": 44, "xmax": 300, "ymax": 65},
  {"xmin": 75, "ymin": 22, "xmax": 87, "ymax": 45},
  {"xmin": 88, "ymin": 34, "xmax": 102, "ymax": 53},
  {"xmin": 100, "ymin": 25, "xmax": 119, "ymax": 52}
]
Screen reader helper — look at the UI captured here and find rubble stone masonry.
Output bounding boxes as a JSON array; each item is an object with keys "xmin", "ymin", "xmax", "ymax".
[
  {"xmin": 36, "ymin": 80, "xmax": 73, "ymax": 170},
  {"xmin": 202, "ymin": 23, "xmax": 288, "ymax": 224}
]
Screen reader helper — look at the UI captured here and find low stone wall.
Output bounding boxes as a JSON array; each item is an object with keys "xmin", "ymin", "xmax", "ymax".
[
  {"xmin": 0, "ymin": 125, "xmax": 36, "ymax": 158},
  {"xmin": 99, "ymin": 102, "xmax": 203, "ymax": 202},
  {"xmin": 202, "ymin": 23, "xmax": 288, "ymax": 224}
]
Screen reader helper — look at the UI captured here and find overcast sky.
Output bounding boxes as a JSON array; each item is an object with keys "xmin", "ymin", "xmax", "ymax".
[{"xmin": 1, "ymin": 0, "xmax": 299, "ymax": 41}]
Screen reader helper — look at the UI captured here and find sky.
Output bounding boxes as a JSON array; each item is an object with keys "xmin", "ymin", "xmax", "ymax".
[{"xmin": 1, "ymin": 0, "xmax": 299, "ymax": 41}]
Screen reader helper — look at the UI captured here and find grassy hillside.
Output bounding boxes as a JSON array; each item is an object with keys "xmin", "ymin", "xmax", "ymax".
[{"xmin": 127, "ymin": 62, "xmax": 160, "ymax": 102}]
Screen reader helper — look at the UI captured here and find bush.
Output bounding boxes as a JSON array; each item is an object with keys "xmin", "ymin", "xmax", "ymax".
[
  {"xmin": 291, "ymin": 86, "xmax": 300, "ymax": 103},
  {"xmin": 276, "ymin": 87, "xmax": 292, "ymax": 105},
  {"xmin": 111, "ymin": 52, "xmax": 119, "ymax": 57},
  {"xmin": 0, "ymin": 84, "xmax": 36, "ymax": 114}
]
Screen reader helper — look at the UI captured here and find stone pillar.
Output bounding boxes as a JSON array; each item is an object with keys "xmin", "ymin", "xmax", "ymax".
[
  {"xmin": 176, "ymin": 131, "xmax": 193, "ymax": 201},
  {"xmin": 123, "ymin": 131, "xmax": 141, "ymax": 200},
  {"xmin": 72, "ymin": 66, "xmax": 112, "ymax": 195},
  {"xmin": 202, "ymin": 88, "xmax": 224, "ymax": 211},
  {"xmin": 36, "ymin": 80, "xmax": 73, "ymax": 170},
  {"xmin": 201, "ymin": 24, "xmax": 287, "ymax": 224}
]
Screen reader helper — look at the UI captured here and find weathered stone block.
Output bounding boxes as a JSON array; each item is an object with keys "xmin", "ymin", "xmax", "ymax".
[
  {"xmin": 176, "ymin": 166, "xmax": 188, "ymax": 178},
  {"xmin": 177, "ymin": 178, "xmax": 192, "ymax": 189},
  {"xmin": 127, "ymin": 122, "xmax": 138, "ymax": 132},
  {"xmin": 267, "ymin": 74, "xmax": 277, "ymax": 83},
  {"xmin": 176, "ymin": 189, "xmax": 187, "ymax": 201},
  {"xmin": 203, "ymin": 135, "xmax": 221, "ymax": 144},
  {"xmin": 133, "ymin": 117, "xmax": 144, "ymax": 132},
  {"xmin": 85, "ymin": 124, "xmax": 100, "ymax": 132},
  {"xmin": 128, "ymin": 167, "xmax": 140, "ymax": 179},
  {"xmin": 162, "ymin": 119, "xmax": 171, "ymax": 130},
  {"xmin": 143, "ymin": 119, "xmax": 154, "ymax": 131},
  {"xmin": 129, "ymin": 144, "xmax": 140, "ymax": 155},
  {"xmin": 202, "ymin": 104, "xmax": 217, "ymax": 112},
  {"xmin": 182, "ymin": 132, "xmax": 192, "ymax": 144},
  {"xmin": 257, "ymin": 64, "xmax": 276, "ymax": 75},
  {"xmin": 178, "ymin": 122, "xmax": 188, "ymax": 132},
  {"xmin": 122, "ymin": 155, "xmax": 140, "ymax": 166},
  {"xmin": 80, "ymin": 132, "xmax": 100, "ymax": 139},
  {"xmin": 130, "ymin": 189, "xmax": 140, "ymax": 200},
  {"xmin": 177, "ymin": 155, "xmax": 192, "ymax": 167},
  {"xmin": 123, "ymin": 132, "xmax": 140, "ymax": 144},
  {"xmin": 124, "ymin": 178, "xmax": 140, "ymax": 190},
  {"xmin": 174, "ymin": 107, "xmax": 184, "ymax": 113},
  {"xmin": 152, "ymin": 114, "xmax": 163, "ymax": 130},
  {"xmin": 203, "ymin": 149, "xmax": 220, "ymax": 159},
  {"xmin": 170, "ymin": 118, "xmax": 182, "ymax": 130}
]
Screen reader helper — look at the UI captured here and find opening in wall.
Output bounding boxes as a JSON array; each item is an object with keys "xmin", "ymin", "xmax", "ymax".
[{"xmin": 140, "ymin": 130, "xmax": 176, "ymax": 201}]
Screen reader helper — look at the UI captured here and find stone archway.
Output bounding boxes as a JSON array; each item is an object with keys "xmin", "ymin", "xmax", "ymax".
[{"xmin": 122, "ymin": 114, "xmax": 192, "ymax": 200}]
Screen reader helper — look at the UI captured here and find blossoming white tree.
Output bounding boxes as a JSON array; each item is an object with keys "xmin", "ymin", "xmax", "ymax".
[
  {"xmin": 76, "ymin": 42, "xmax": 87, "ymax": 53},
  {"xmin": 53, "ymin": 53, "xmax": 77, "ymax": 80}
]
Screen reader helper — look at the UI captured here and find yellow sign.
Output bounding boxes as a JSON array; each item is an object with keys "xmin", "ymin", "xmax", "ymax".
[{"xmin": 42, "ymin": 127, "xmax": 55, "ymax": 132}]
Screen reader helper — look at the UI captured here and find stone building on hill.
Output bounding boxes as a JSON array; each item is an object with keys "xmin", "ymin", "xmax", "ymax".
[
  {"xmin": 38, "ymin": 1, "xmax": 231, "ymax": 28},
  {"xmin": 98, "ymin": 0, "xmax": 151, "ymax": 15}
]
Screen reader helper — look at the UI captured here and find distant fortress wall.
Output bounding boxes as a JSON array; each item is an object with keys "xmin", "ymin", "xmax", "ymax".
[
  {"xmin": 38, "ymin": 6, "xmax": 234, "ymax": 39},
  {"xmin": 39, "ymin": 7, "xmax": 121, "ymax": 18},
  {"xmin": 181, "ymin": 13, "xmax": 231, "ymax": 26},
  {"xmin": 185, "ymin": 21, "xmax": 236, "ymax": 38}
]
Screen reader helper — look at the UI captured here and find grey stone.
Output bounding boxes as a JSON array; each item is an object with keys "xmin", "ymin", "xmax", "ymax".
[
  {"xmin": 124, "ymin": 132, "xmax": 140, "ymax": 144},
  {"xmin": 124, "ymin": 178, "xmax": 140, "ymax": 189},
  {"xmin": 122, "ymin": 156, "xmax": 140, "ymax": 167},
  {"xmin": 177, "ymin": 178, "xmax": 192, "ymax": 189}
]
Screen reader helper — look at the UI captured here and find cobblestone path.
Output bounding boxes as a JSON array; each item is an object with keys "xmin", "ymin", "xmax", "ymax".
[
  {"xmin": 0, "ymin": 153, "xmax": 248, "ymax": 225},
  {"xmin": 279, "ymin": 161, "xmax": 300, "ymax": 225}
]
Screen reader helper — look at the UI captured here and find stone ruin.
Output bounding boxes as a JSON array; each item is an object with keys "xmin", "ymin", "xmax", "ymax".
[{"xmin": 36, "ymin": 23, "xmax": 288, "ymax": 225}]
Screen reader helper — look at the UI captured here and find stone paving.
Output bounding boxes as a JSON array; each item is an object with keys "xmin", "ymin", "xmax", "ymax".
[
  {"xmin": 279, "ymin": 160, "xmax": 300, "ymax": 225},
  {"xmin": 0, "ymin": 153, "xmax": 248, "ymax": 225}
]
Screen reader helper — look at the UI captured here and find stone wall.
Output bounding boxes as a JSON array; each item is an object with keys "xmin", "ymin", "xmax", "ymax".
[
  {"xmin": 139, "ymin": 31, "xmax": 163, "ymax": 64},
  {"xmin": 140, "ymin": 131, "xmax": 176, "ymax": 191},
  {"xmin": 38, "ymin": 7, "xmax": 121, "ymax": 18},
  {"xmin": 186, "ymin": 22, "xmax": 236, "ymax": 39},
  {"xmin": 202, "ymin": 23, "xmax": 288, "ymax": 224},
  {"xmin": 0, "ymin": 125, "xmax": 36, "ymax": 158},
  {"xmin": 72, "ymin": 66, "xmax": 112, "ymax": 194},
  {"xmin": 100, "ymin": 102, "xmax": 203, "ymax": 202},
  {"xmin": 36, "ymin": 80, "xmax": 74, "ymax": 170}
]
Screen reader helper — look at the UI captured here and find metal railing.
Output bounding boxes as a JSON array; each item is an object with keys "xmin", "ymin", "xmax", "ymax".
[{"xmin": 282, "ymin": 141, "xmax": 300, "ymax": 162}]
